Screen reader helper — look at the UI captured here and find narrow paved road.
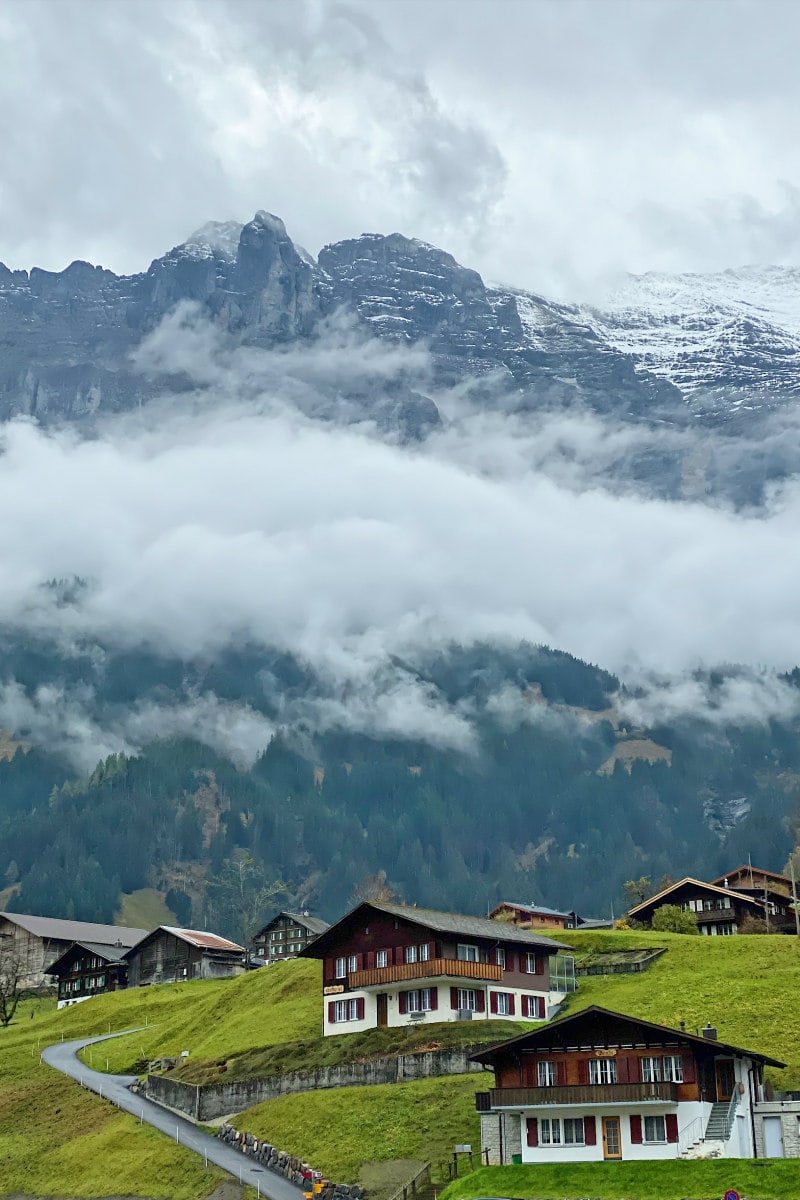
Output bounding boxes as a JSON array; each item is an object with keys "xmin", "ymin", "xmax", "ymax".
[{"xmin": 42, "ymin": 1030, "xmax": 304, "ymax": 1200}]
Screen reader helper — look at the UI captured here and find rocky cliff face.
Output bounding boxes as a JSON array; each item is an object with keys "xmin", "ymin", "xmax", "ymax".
[{"xmin": 2, "ymin": 209, "xmax": 799, "ymax": 451}]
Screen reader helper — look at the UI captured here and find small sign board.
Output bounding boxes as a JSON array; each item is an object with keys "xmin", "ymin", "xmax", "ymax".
[
  {"xmin": 180, "ymin": 1050, "xmax": 190, "ymax": 1058},
  {"xmin": 723, "ymin": 1190, "xmax": 740, "ymax": 1200},
  {"xmin": 323, "ymin": 984, "xmax": 345, "ymax": 995},
  {"xmin": 454, "ymin": 1145, "xmax": 472, "ymax": 1154}
]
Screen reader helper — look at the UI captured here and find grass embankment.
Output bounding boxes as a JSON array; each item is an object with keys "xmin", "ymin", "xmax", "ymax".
[
  {"xmin": 170, "ymin": 1018, "xmax": 526, "ymax": 1085},
  {"xmin": 239, "ymin": 1074, "xmax": 484, "ymax": 1185},
  {"xmin": 442, "ymin": 1160, "xmax": 800, "ymax": 1200},
  {"xmin": 0, "ymin": 993, "xmax": 225, "ymax": 1198},
  {"xmin": 565, "ymin": 929, "xmax": 800, "ymax": 1086}
]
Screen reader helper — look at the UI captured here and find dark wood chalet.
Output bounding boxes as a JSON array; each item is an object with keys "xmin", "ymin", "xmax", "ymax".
[
  {"xmin": 472, "ymin": 1005, "xmax": 785, "ymax": 1164},
  {"xmin": 299, "ymin": 900, "xmax": 575, "ymax": 1037},
  {"xmin": 124, "ymin": 926, "xmax": 245, "ymax": 986},
  {"xmin": 252, "ymin": 911, "xmax": 330, "ymax": 965},
  {"xmin": 491, "ymin": 901, "xmax": 613, "ymax": 931},
  {"xmin": 46, "ymin": 941, "xmax": 130, "ymax": 1008},
  {"xmin": 627, "ymin": 877, "xmax": 769, "ymax": 935},
  {"xmin": 0, "ymin": 911, "xmax": 147, "ymax": 986},
  {"xmin": 710, "ymin": 866, "xmax": 797, "ymax": 932}
]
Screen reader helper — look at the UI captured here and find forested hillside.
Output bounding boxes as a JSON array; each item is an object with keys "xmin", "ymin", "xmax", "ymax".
[{"xmin": 1, "ymin": 639, "xmax": 798, "ymax": 939}]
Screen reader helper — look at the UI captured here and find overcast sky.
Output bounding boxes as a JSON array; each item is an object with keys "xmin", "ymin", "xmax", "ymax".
[{"xmin": 2, "ymin": 0, "xmax": 799, "ymax": 295}]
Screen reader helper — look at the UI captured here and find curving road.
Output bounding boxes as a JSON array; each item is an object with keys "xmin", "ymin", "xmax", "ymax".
[{"xmin": 42, "ymin": 1029, "xmax": 303, "ymax": 1200}]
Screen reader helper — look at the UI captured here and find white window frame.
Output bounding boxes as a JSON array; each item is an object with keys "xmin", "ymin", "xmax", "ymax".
[
  {"xmin": 644, "ymin": 1114, "xmax": 666, "ymax": 1144},
  {"xmin": 495, "ymin": 991, "xmax": 511, "ymax": 1015},
  {"xmin": 406, "ymin": 988, "xmax": 433, "ymax": 1013},
  {"xmin": 457, "ymin": 943, "xmax": 479, "ymax": 962},
  {"xmin": 347, "ymin": 954, "xmax": 358, "ymax": 972},
  {"xmin": 457, "ymin": 987, "xmax": 478, "ymax": 1011},
  {"xmin": 662, "ymin": 1055, "xmax": 684, "ymax": 1082},
  {"xmin": 524, "ymin": 995, "xmax": 545, "ymax": 1019},
  {"xmin": 537, "ymin": 1060, "xmax": 556, "ymax": 1087},
  {"xmin": 525, "ymin": 952, "xmax": 538, "ymax": 973},
  {"xmin": 376, "ymin": 949, "xmax": 389, "ymax": 968},
  {"xmin": 563, "ymin": 1117, "xmax": 585, "ymax": 1145},
  {"xmin": 540, "ymin": 1117, "xmax": 561, "ymax": 1145},
  {"xmin": 495, "ymin": 947, "xmax": 506, "ymax": 968},
  {"xmin": 335, "ymin": 956, "xmax": 347, "ymax": 978},
  {"xmin": 419, "ymin": 942, "xmax": 430, "ymax": 961},
  {"xmin": 405, "ymin": 945, "xmax": 418, "ymax": 964},
  {"xmin": 540, "ymin": 1117, "xmax": 584, "ymax": 1146},
  {"xmin": 589, "ymin": 1058, "xmax": 617, "ymax": 1085},
  {"xmin": 641, "ymin": 1056, "xmax": 662, "ymax": 1082},
  {"xmin": 332, "ymin": 998, "xmax": 360, "ymax": 1023}
]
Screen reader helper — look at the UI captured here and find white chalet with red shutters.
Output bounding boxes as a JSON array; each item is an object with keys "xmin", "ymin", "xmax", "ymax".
[
  {"xmin": 472, "ymin": 1006, "xmax": 785, "ymax": 1163},
  {"xmin": 298, "ymin": 900, "xmax": 574, "ymax": 1036}
]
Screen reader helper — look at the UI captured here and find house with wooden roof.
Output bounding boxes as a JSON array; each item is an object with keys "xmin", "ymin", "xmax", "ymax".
[
  {"xmin": 46, "ymin": 942, "xmax": 131, "ymax": 1008},
  {"xmin": 252, "ymin": 910, "xmax": 330, "ymax": 965},
  {"xmin": 626, "ymin": 877, "xmax": 774, "ymax": 935},
  {"xmin": 299, "ymin": 900, "xmax": 575, "ymax": 1037},
  {"xmin": 124, "ymin": 926, "xmax": 245, "ymax": 986},
  {"xmin": 472, "ymin": 1005, "xmax": 784, "ymax": 1164},
  {"xmin": 0, "ymin": 912, "xmax": 147, "ymax": 985},
  {"xmin": 491, "ymin": 901, "xmax": 613, "ymax": 932}
]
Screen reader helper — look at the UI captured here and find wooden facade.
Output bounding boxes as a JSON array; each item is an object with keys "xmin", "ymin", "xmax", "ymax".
[
  {"xmin": 252, "ymin": 911, "xmax": 329, "ymax": 965},
  {"xmin": 47, "ymin": 941, "xmax": 129, "ymax": 1007},
  {"xmin": 627, "ymin": 877, "xmax": 771, "ymax": 935},
  {"xmin": 125, "ymin": 926, "xmax": 245, "ymax": 987}
]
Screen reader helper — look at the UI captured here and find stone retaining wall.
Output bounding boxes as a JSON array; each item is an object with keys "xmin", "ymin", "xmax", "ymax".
[
  {"xmin": 217, "ymin": 1121, "xmax": 365, "ymax": 1200},
  {"xmin": 146, "ymin": 1047, "xmax": 484, "ymax": 1121}
]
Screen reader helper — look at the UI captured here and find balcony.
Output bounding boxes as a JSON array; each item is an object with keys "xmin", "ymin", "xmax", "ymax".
[
  {"xmin": 477, "ymin": 1082, "xmax": 678, "ymax": 1110},
  {"xmin": 349, "ymin": 957, "xmax": 503, "ymax": 989},
  {"xmin": 694, "ymin": 908, "xmax": 737, "ymax": 924}
]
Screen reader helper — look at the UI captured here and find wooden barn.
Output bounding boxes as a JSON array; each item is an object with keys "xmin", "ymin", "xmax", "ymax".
[{"xmin": 124, "ymin": 926, "xmax": 245, "ymax": 986}]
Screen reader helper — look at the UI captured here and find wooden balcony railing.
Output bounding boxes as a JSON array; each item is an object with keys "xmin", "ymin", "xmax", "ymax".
[
  {"xmin": 478, "ymin": 1082, "xmax": 678, "ymax": 1109},
  {"xmin": 694, "ymin": 908, "xmax": 737, "ymax": 924},
  {"xmin": 349, "ymin": 957, "xmax": 502, "ymax": 989}
]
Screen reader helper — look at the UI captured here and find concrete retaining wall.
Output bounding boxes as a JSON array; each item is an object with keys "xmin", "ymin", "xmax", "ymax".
[{"xmin": 147, "ymin": 1047, "xmax": 486, "ymax": 1121}]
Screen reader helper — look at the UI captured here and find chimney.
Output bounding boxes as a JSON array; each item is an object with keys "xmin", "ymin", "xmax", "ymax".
[
  {"xmin": 723, "ymin": 878, "xmax": 729, "ymax": 889},
  {"xmin": 702, "ymin": 1022, "xmax": 718, "ymax": 1041},
  {"xmin": 679, "ymin": 1020, "xmax": 686, "ymax": 1033}
]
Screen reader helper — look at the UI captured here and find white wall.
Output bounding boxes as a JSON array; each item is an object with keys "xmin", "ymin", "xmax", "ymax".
[
  {"xmin": 322, "ymin": 981, "xmax": 555, "ymax": 1036},
  {"xmin": 517, "ymin": 1103, "xmax": 709, "ymax": 1164}
]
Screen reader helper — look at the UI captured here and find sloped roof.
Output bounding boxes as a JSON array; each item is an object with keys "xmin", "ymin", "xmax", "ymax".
[
  {"xmin": 492, "ymin": 901, "xmax": 572, "ymax": 919},
  {"xmin": 626, "ymin": 877, "xmax": 765, "ymax": 918},
  {"xmin": 44, "ymin": 941, "xmax": 131, "ymax": 975},
  {"xmin": 159, "ymin": 927, "xmax": 244, "ymax": 952},
  {"xmin": 301, "ymin": 900, "xmax": 573, "ymax": 957},
  {"xmin": 0, "ymin": 912, "xmax": 147, "ymax": 946},
  {"xmin": 470, "ymin": 1004, "xmax": 786, "ymax": 1069},
  {"xmin": 710, "ymin": 866, "xmax": 792, "ymax": 888},
  {"xmin": 255, "ymin": 911, "xmax": 330, "ymax": 938}
]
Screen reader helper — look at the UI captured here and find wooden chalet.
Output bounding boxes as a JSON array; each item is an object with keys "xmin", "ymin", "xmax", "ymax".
[
  {"xmin": 0, "ymin": 912, "xmax": 147, "ymax": 986},
  {"xmin": 252, "ymin": 911, "xmax": 330, "ymax": 965},
  {"xmin": 299, "ymin": 900, "xmax": 575, "ymax": 1037},
  {"xmin": 124, "ymin": 926, "xmax": 245, "ymax": 986},
  {"xmin": 626, "ymin": 877, "xmax": 770, "ymax": 935},
  {"xmin": 491, "ymin": 901, "xmax": 613, "ymax": 931},
  {"xmin": 472, "ymin": 1005, "xmax": 785, "ymax": 1163},
  {"xmin": 46, "ymin": 941, "xmax": 130, "ymax": 1008}
]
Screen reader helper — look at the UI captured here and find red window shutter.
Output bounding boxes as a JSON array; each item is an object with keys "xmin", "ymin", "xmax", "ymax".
[
  {"xmin": 450, "ymin": 986, "xmax": 459, "ymax": 1010},
  {"xmin": 395, "ymin": 946, "xmax": 404, "ymax": 964},
  {"xmin": 519, "ymin": 953, "xmax": 527, "ymax": 974},
  {"xmin": 616, "ymin": 1055, "xmax": 630, "ymax": 1084},
  {"xmin": 630, "ymin": 1115, "xmax": 643, "ymax": 1144},
  {"xmin": 356, "ymin": 997, "xmax": 365, "ymax": 1020},
  {"xmin": 577, "ymin": 1058, "xmax": 590, "ymax": 1085},
  {"xmin": 429, "ymin": 987, "xmax": 438, "ymax": 1011},
  {"xmin": 665, "ymin": 1114, "xmax": 678, "ymax": 1144},
  {"xmin": 426, "ymin": 941, "xmax": 434, "ymax": 959},
  {"xmin": 490, "ymin": 991, "xmax": 498, "ymax": 1014},
  {"xmin": 536, "ymin": 996, "xmax": 545, "ymax": 1019},
  {"xmin": 681, "ymin": 1052, "xmax": 697, "ymax": 1084},
  {"xmin": 534, "ymin": 955, "xmax": 543, "ymax": 975},
  {"xmin": 356, "ymin": 953, "xmax": 363, "ymax": 971},
  {"xmin": 399, "ymin": 991, "xmax": 407, "ymax": 1014},
  {"xmin": 508, "ymin": 994, "xmax": 515, "ymax": 1016},
  {"xmin": 526, "ymin": 1118, "xmax": 539, "ymax": 1147},
  {"xmin": 556, "ymin": 1061, "xmax": 567, "ymax": 1086},
  {"xmin": 366, "ymin": 951, "xmax": 375, "ymax": 969},
  {"xmin": 475, "ymin": 990, "xmax": 486, "ymax": 1013},
  {"xmin": 328, "ymin": 1001, "xmax": 336, "ymax": 1023},
  {"xmin": 583, "ymin": 1116, "xmax": 597, "ymax": 1146}
]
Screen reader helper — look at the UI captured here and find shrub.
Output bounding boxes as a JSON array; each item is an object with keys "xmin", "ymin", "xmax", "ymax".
[{"xmin": 651, "ymin": 904, "xmax": 698, "ymax": 934}]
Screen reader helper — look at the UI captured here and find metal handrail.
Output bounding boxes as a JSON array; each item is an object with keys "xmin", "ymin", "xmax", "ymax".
[{"xmin": 678, "ymin": 1115, "xmax": 704, "ymax": 1154}]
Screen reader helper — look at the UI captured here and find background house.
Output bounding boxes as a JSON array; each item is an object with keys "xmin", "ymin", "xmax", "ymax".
[
  {"xmin": 252, "ymin": 911, "xmax": 330, "ymax": 964},
  {"xmin": 472, "ymin": 1005, "xmax": 784, "ymax": 1164},
  {"xmin": 300, "ymin": 900, "xmax": 575, "ymax": 1037},
  {"xmin": 0, "ymin": 912, "xmax": 147, "ymax": 985},
  {"xmin": 491, "ymin": 901, "xmax": 613, "ymax": 931},
  {"xmin": 46, "ymin": 941, "xmax": 130, "ymax": 1008},
  {"xmin": 626, "ymin": 878, "xmax": 771, "ymax": 935},
  {"xmin": 125, "ymin": 926, "xmax": 245, "ymax": 986}
]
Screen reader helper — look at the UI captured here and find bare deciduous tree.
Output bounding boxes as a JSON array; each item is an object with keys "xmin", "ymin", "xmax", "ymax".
[{"xmin": 0, "ymin": 939, "xmax": 31, "ymax": 1027}]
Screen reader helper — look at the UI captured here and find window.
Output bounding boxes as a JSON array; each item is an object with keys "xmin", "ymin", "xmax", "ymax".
[
  {"xmin": 540, "ymin": 1117, "xmax": 584, "ymax": 1146},
  {"xmin": 332, "ymin": 999, "xmax": 360, "ymax": 1023},
  {"xmin": 406, "ymin": 988, "xmax": 433, "ymax": 1012},
  {"xmin": 644, "ymin": 1115, "xmax": 666, "ymax": 1143},
  {"xmin": 457, "ymin": 988, "xmax": 478, "ymax": 1011},
  {"xmin": 97, "ymin": 974, "xmax": 105, "ymax": 988},
  {"xmin": 335, "ymin": 956, "xmax": 346, "ymax": 978},
  {"xmin": 457, "ymin": 944, "xmax": 479, "ymax": 962},
  {"xmin": 495, "ymin": 992, "xmax": 511, "ymax": 1015},
  {"xmin": 376, "ymin": 949, "xmax": 389, "ymax": 968},
  {"xmin": 523, "ymin": 995, "xmax": 545, "ymax": 1019},
  {"xmin": 589, "ymin": 1058, "xmax": 617, "ymax": 1085},
  {"xmin": 419, "ymin": 942, "xmax": 430, "ymax": 961},
  {"xmin": 537, "ymin": 1060, "xmax": 556, "ymax": 1086},
  {"xmin": 348, "ymin": 954, "xmax": 358, "ymax": 972},
  {"xmin": 405, "ymin": 945, "xmax": 418, "ymax": 963},
  {"xmin": 495, "ymin": 947, "xmax": 506, "ymax": 968},
  {"xmin": 641, "ymin": 1056, "xmax": 662, "ymax": 1082},
  {"xmin": 662, "ymin": 1055, "xmax": 684, "ymax": 1082},
  {"xmin": 525, "ymin": 952, "xmax": 538, "ymax": 973}
]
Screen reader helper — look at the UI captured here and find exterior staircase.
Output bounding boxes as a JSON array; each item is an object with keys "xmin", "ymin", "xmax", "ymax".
[
  {"xmin": 679, "ymin": 1094, "xmax": 739, "ymax": 1159},
  {"xmin": 704, "ymin": 1100, "xmax": 734, "ymax": 1141}
]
